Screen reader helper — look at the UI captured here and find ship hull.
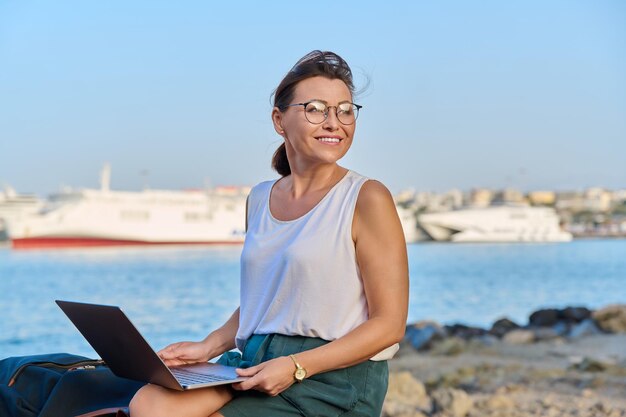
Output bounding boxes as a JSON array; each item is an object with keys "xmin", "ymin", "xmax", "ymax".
[
  {"xmin": 11, "ymin": 236, "xmax": 244, "ymax": 249},
  {"xmin": 8, "ymin": 187, "xmax": 248, "ymax": 250}
]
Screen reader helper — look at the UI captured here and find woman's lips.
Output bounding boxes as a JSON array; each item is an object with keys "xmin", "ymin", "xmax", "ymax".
[{"xmin": 316, "ymin": 137, "xmax": 342, "ymax": 145}]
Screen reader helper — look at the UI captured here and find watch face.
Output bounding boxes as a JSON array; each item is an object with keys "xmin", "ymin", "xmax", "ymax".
[{"xmin": 295, "ymin": 368, "xmax": 307, "ymax": 381}]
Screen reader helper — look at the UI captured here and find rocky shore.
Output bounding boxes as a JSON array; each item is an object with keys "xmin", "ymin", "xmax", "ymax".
[{"xmin": 384, "ymin": 304, "xmax": 626, "ymax": 417}]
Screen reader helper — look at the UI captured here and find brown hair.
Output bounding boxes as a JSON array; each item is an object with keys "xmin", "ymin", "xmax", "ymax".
[{"xmin": 271, "ymin": 51, "xmax": 355, "ymax": 177}]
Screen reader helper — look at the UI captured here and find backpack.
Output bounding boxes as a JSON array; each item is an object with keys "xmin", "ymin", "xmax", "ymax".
[{"xmin": 0, "ymin": 352, "xmax": 144, "ymax": 417}]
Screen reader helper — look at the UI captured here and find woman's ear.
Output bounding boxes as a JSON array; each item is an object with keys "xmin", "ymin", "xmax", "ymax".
[{"xmin": 272, "ymin": 107, "xmax": 285, "ymax": 136}]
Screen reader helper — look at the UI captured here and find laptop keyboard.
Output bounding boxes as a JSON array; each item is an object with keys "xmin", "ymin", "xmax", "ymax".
[{"xmin": 171, "ymin": 367, "xmax": 234, "ymax": 386}]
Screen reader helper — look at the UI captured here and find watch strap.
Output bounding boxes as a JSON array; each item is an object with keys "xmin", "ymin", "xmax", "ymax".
[{"xmin": 289, "ymin": 354, "xmax": 306, "ymax": 382}]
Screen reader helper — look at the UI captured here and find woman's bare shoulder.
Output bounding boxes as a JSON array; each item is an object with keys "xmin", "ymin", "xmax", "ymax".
[
  {"xmin": 356, "ymin": 179, "xmax": 395, "ymax": 211},
  {"xmin": 353, "ymin": 179, "xmax": 401, "ymax": 239}
]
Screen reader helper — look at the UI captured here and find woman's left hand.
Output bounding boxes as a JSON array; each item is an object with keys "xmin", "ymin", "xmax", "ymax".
[{"xmin": 231, "ymin": 356, "xmax": 297, "ymax": 396}]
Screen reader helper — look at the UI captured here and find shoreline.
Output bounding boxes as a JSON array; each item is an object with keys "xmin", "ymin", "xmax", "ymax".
[{"xmin": 385, "ymin": 304, "xmax": 626, "ymax": 417}]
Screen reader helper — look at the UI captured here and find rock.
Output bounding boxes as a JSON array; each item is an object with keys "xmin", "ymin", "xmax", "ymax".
[
  {"xmin": 592, "ymin": 304, "xmax": 626, "ymax": 333},
  {"xmin": 529, "ymin": 308, "xmax": 560, "ymax": 327},
  {"xmin": 384, "ymin": 371, "xmax": 432, "ymax": 416},
  {"xmin": 503, "ymin": 329, "xmax": 535, "ymax": 344},
  {"xmin": 429, "ymin": 366, "xmax": 479, "ymax": 391},
  {"xmin": 383, "ymin": 412, "xmax": 428, "ymax": 417},
  {"xmin": 431, "ymin": 388, "xmax": 473, "ymax": 417},
  {"xmin": 467, "ymin": 334, "xmax": 499, "ymax": 349},
  {"xmin": 544, "ymin": 408, "xmax": 562, "ymax": 417},
  {"xmin": 431, "ymin": 337, "xmax": 466, "ymax": 356},
  {"xmin": 484, "ymin": 394, "xmax": 515, "ymax": 409},
  {"xmin": 478, "ymin": 334, "xmax": 499, "ymax": 346},
  {"xmin": 489, "ymin": 317, "xmax": 521, "ymax": 338},
  {"xmin": 540, "ymin": 394, "xmax": 558, "ymax": 408},
  {"xmin": 405, "ymin": 321, "xmax": 446, "ymax": 350},
  {"xmin": 444, "ymin": 324, "xmax": 487, "ymax": 340},
  {"xmin": 495, "ymin": 384, "xmax": 525, "ymax": 394},
  {"xmin": 593, "ymin": 401, "xmax": 612, "ymax": 414},
  {"xmin": 532, "ymin": 326, "xmax": 562, "ymax": 341},
  {"xmin": 570, "ymin": 357, "xmax": 608, "ymax": 372},
  {"xmin": 568, "ymin": 319, "xmax": 603, "ymax": 339},
  {"xmin": 561, "ymin": 306, "xmax": 592, "ymax": 323},
  {"xmin": 551, "ymin": 321, "xmax": 570, "ymax": 336},
  {"xmin": 581, "ymin": 389, "xmax": 595, "ymax": 398}
]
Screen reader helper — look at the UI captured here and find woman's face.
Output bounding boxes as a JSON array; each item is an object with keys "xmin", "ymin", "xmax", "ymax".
[{"xmin": 273, "ymin": 76, "xmax": 356, "ymax": 169}]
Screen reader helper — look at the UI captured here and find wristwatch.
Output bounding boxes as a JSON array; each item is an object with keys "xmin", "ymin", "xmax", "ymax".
[{"xmin": 289, "ymin": 354, "xmax": 307, "ymax": 382}]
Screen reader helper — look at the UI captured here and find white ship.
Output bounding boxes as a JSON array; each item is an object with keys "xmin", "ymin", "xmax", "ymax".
[
  {"xmin": 0, "ymin": 186, "xmax": 44, "ymax": 241},
  {"xmin": 418, "ymin": 205, "xmax": 572, "ymax": 243},
  {"xmin": 396, "ymin": 205, "xmax": 429, "ymax": 243},
  {"xmin": 9, "ymin": 166, "xmax": 248, "ymax": 249},
  {"xmin": 397, "ymin": 206, "xmax": 416, "ymax": 243}
]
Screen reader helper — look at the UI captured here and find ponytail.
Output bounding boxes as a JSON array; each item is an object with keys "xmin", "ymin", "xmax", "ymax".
[{"xmin": 271, "ymin": 143, "xmax": 291, "ymax": 177}]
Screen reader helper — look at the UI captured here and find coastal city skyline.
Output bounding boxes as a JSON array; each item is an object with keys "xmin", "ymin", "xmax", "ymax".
[{"xmin": 1, "ymin": 1, "xmax": 625, "ymax": 195}]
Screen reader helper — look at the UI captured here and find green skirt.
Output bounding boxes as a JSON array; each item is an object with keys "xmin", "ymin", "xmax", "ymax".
[{"xmin": 216, "ymin": 334, "xmax": 388, "ymax": 417}]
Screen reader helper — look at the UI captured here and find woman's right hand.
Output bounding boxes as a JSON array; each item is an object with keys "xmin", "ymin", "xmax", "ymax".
[
  {"xmin": 157, "ymin": 340, "xmax": 213, "ymax": 367},
  {"xmin": 157, "ymin": 308, "xmax": 239, "ymax": 367}
]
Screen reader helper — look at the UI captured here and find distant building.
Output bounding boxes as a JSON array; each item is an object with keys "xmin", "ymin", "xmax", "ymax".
[
  {"xmin": 404, "ymin": 189, "xmax": 464, "ymax": 213},
  {"xmin": 446, "ymin": 189, "xmax": 464, "ymax": 209},
  {"xmin": 416, "ymin": 191, "xmax": 447, "ymax": 212},
  {"xmin": 493, "ymin": 188, "xmax": 526, "ymax": 204},
  {"xmin": 584, "ymin": 188, "xmax": 612, "ymax": 212},
  {"xmin": 470, "ymin": 188, "xmax": 493, "ymax": 207},
  {"xmin": 610, "ymin": 189, "xmax": 626, "ymax": 207},
  {"xmin": 555, "ymin": 191, "xmax": 585, "ymax": 212},
  {"xmin": 412, "ymin": 191, "xmax": 431, "ymax": 210},
  {"xmin": 528, "ymin": 191, "xmax": 556, "ymax": 206}
]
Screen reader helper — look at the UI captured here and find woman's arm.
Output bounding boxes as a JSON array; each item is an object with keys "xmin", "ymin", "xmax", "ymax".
[
  {"xmin": 235, "ymin": 180, "xmax": 408, "ymax": 394},
  {"xmin": 158, "ymin": 307, "xmax": 240, "ymax": 366},
  {"xmin": 296, "ymin": 180, "xmax": 409, "ymax": 373},
  {"xmin": 203, "ymin": 307, "xmax": 240, "ymax": 353}
]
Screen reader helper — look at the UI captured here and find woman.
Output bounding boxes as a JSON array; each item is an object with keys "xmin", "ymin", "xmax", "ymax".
[{"xmin": 129, "ymin": 50, "xmax": 408, "ymax": 417}]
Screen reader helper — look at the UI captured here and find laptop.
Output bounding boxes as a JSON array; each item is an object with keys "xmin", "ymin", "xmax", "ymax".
[{"xmin": 56, "ymin": 300, "xmax": 248, "ymax": 390}]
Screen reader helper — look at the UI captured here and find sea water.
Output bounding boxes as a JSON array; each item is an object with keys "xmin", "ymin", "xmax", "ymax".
[{"xmin": 0, "ymin": 239, "xmax": 624, "ymax": 358}]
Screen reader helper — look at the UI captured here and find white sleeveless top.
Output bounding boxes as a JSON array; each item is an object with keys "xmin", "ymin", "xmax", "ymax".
[{"xmin": 236, "ymin": 170, "xmax": 399, "ymax": 361}]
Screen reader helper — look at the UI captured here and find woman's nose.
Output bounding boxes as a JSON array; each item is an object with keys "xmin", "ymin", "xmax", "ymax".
[{"xmin": 322, "ymin": 109, "xmax": 340, "ymax": 130}]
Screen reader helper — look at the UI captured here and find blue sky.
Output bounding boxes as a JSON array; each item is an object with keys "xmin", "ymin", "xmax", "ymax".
[{"xmin": 1, "ymin": 0, "xmax": 625, "ymax": 195}]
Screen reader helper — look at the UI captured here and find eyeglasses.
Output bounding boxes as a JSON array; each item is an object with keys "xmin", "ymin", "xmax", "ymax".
[{"xmin": 283, "ymin": 100, "xmax": 362, "ymax": 125}]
